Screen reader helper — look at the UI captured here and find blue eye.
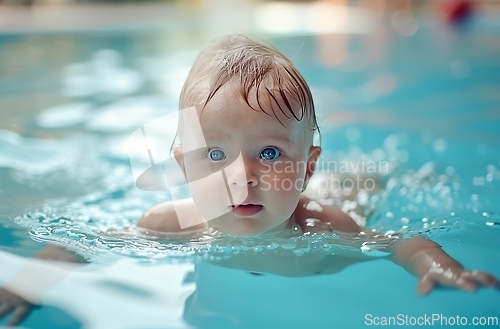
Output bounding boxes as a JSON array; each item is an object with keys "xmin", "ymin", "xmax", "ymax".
[
  {"xmin": 207, "ymin": 148, "xmax": 226, "ymax": 161},
  {"xmin": 260, "ymin": 147, "xmax": 281, "ymax": 160}
]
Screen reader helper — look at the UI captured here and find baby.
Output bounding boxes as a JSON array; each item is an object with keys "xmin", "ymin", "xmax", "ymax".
[
  {"xmin": 1, "ymin": 34, "xmax": 498, "ymax": 327},
  {"xmin": 138, "ymin": 34, "xmax": 498, "ymax": 294}
]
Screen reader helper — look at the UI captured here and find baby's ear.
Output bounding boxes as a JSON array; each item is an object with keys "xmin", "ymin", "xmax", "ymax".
[
  {"xmin": 173, "ymin": 144, "xmax": 186, "ymax": 174},
  {"xmin": 303, "ymin": 146, "xmax": 321, "ymax": 191}
]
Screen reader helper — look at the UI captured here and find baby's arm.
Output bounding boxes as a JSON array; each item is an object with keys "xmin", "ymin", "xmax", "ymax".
[
  {"xmin": 296, "ymin": 196, "xmax": 360, "ymax": 233},
  {"xmin": 391, "ymin": 237, "xmax": 499, "ymax": 295},
  {"xmin": 297, "ymin": 197, "xmax": 499, "ymax": 294},
  {"xmin": 0, "ymin": 245, "xmax": 85, "ymax": 326},
  {"xmin": 137, "ymin": 198, "xmax": 207, "ymax": 233}
]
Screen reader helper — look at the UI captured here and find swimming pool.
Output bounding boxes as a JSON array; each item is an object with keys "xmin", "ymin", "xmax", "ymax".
[{"xmin": 1, "ymin": 9, "xmax": 500, "ymax": 329}]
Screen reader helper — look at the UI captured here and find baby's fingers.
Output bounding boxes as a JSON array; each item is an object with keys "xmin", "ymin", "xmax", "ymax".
[
  {"xmin": 417, "ymin": 273, "xmax": 476, "ymax": 295},
  {"xmin": 417, "ymin": 275, "xmax": 435, "ymax": 295},
  {"xmin": 0, "ymin": 302, "xmax": 13, "ymax": 319},
  {"xmin": 7, "ymin": 305, "xmax": 30, "ymax": 326},
  {"xmin": 462, "ymin": 271, "xmax": 499, "ymax": 288}
]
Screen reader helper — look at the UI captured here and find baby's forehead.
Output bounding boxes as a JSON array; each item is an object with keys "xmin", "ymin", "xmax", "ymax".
[
  {"xmin": 206, "ymin": 80, "xmax": 305, "ymax": 123},
  {"xmin": 201, "ymin": 103, "xmax": 302, "ymax": 134},
  {"xmin": 222, "ymin": 90, "xmax": 298, "ymax": 124}
]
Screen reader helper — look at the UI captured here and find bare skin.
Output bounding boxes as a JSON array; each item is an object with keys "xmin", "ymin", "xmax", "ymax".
[
  {"xmin": 0, "ymin": 245, "xmax": 85, "ymax": 326},
  {"xmin": 0, "ymin": 288, "xmax": 32, "ymax": 327},
  {"xmin": 138, "ymin": 195, "xmax": 499, "ymax": 294},
  {"xmin": 138, "ymin": 81, "xmax": 499, "ymax": 295}
]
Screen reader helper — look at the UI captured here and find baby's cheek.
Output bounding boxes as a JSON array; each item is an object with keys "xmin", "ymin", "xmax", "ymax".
[
  {"xmin": 259, "ymin": 171, "xmax": 304, "ymax": 218},
  {"xmin": 188, "ymin": 174, "xmax": 229, "ymax": 218},
  {"xmin": 259, "ymin": 169, "xmax": 306, "ymax": 193}
]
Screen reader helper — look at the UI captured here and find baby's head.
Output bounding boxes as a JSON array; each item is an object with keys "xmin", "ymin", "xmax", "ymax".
[{"xmin": 175, "ymin": 34, "xmax": 321, "ymax": 237}]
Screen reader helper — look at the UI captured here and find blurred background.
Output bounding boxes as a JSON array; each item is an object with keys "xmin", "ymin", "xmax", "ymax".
[{"xmin": 1, "ymin": 0, "xmax": 499, "ymax": 132}]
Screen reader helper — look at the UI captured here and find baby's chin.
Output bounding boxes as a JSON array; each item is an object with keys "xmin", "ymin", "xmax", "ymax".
[{"xmin": 210, "ymin": 216, "xmax": 289, "ymax": 238}]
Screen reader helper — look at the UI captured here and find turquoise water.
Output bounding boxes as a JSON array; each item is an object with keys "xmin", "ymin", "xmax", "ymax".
[{"xmin": 1, "ymin": 15, "xmax": 500, "ymax": 329}]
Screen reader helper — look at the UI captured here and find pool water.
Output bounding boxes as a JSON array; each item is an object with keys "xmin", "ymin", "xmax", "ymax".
[{"xmin": 1, "ymin": 14, "xmax": 500, "ymax": 329}]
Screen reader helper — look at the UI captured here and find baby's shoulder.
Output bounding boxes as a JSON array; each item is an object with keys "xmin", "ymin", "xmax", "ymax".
[
  {"xmin": 294, "ymin": 196, "xmax": 361, "ymax": 234},
  {"xmin": 138, "ymin": 198, "xmax": 208, "ymax": 233}
]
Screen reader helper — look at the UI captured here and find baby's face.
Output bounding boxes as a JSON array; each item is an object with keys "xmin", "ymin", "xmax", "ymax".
[{"xmin": 177, "ymin": 82, "xmax": 318, "ymax": 237}]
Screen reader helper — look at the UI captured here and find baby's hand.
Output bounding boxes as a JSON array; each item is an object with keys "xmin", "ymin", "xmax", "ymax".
[
  {"xmin": 417, "ymin": 264, "xmax": 499, "ymax": 295},
  {"xmin": 0, "ymin": 287, "xmax": 35, "ymax": 326},
  {"xmin": 392, "ymin": 237, "xmax": 500, "ymax": 296}
]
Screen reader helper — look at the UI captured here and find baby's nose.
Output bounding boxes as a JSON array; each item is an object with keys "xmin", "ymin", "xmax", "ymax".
[
  {"xmin": 226, "ymin": 154, "xmax": 258, "ymax": 188},
  {"xmin": 230, "ymin": 173, "xmax": 258, "ymax": 187}
]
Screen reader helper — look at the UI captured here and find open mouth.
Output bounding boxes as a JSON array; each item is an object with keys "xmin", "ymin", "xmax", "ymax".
[{"xmin": 229, "ymin": 204, "xmax": 264, "ymax": 217}]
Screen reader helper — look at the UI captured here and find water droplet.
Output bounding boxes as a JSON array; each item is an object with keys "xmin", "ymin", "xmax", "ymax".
[
  {"xmin": 487, "ymin": 164, "xmax": 497, "ymax": 174},
  {"xmin": 281, "ymin": 244, "xmax": 296, "ymax": 250},
  {"xmin": 361, "ymin": 242, "xmax": 392, "ymax": 257},
  {"xmin": 486, "ymin": 222, "xmax": 500, "ymax": 227},
  {"xmin": 51, "ymin": 228, "xmax": 67, "ymax": 235},
  {"xmin": 399, "ymin": 150, "xmax": 409, "ymax": 162},
  {"xmin": 293, "ymin": 249, "xmax": 305, "ymax": 256},
  {"xmin": 433, "ymin": 139, "xmax": 446, "ymax": 153},
  {"xmin": 67, "ymin": 232, "xmax": 85, "ymax": 240},
  {"xmin": 265, "ymin": 243, "xmax": 279, "ymax": 250},
  {"xmin": 473, "ymin": 177, "xmax": 485, "ymax": 186},
  {"xmin": 371, "ymin": 148, "xmax": 386, "ymax": 161},
  {"xmin": 253, "ymin": 246, "xmax": 264, "ymax": 253},
  {"xmin": 483, "ymin": 212, "xmax": 493, "ymax": 217}
]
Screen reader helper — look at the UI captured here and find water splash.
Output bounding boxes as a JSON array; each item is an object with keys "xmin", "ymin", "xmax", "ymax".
[{"xmin": 8, "ymin": 135, "xmax": 500, "ymax": 265}]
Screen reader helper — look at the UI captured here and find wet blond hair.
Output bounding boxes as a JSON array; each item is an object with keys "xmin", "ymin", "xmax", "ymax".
[{"xmin": 179, "ymin": 34, "xmax": 319, "ymax": 140}]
